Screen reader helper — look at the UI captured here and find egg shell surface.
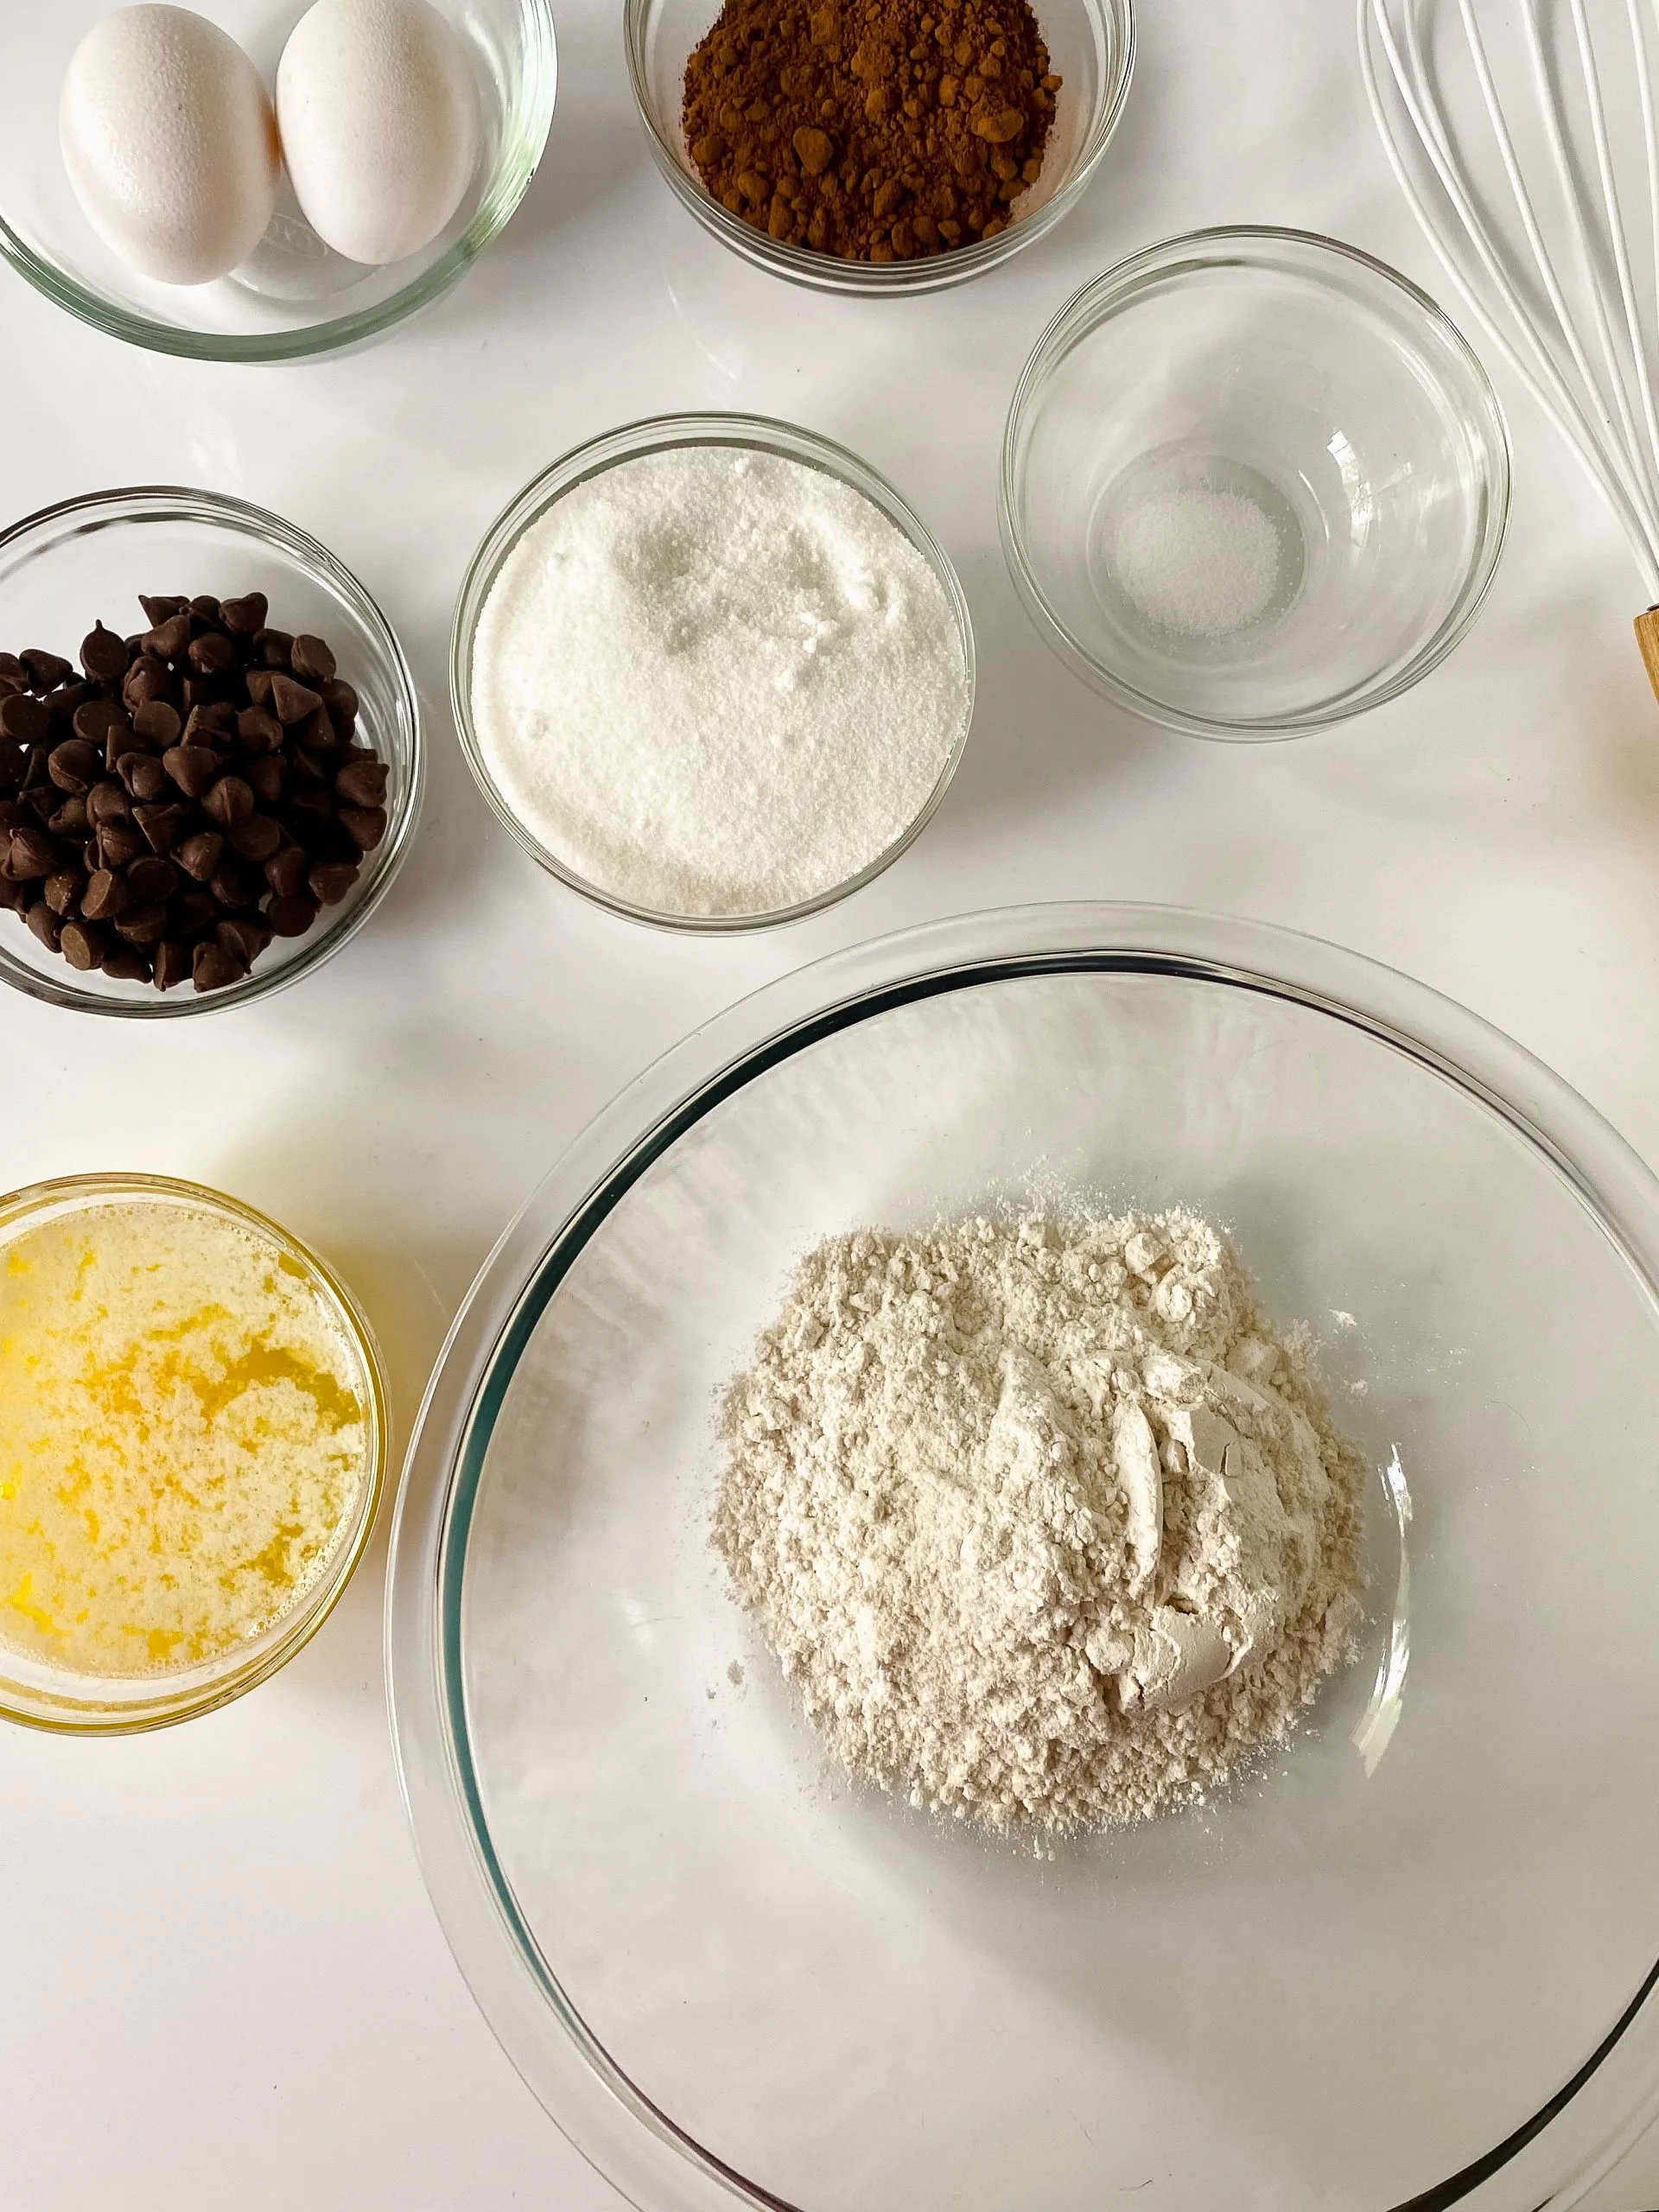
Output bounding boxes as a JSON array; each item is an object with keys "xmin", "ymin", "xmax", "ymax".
[
  {"xmin": 60, "ymin": 5, "xmax": 280, "ymax": 286},
  {"xmin": 276, "ymin": 0, "xmax": 483, "ymax": 267}
]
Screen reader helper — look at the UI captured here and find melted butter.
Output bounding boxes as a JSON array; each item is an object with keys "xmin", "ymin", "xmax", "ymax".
[{"xmin": 0, "ymin": 1201, "xmax": 369, "ymax": 1678}]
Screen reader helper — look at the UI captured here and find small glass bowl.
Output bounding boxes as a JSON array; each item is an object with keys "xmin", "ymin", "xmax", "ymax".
[
  {"xmin": 0, "ymin": 485, "xmax": 423, "ymax": 1017},
  {"xmin": 0, "ymin": 1173, "xmax": 388, "ymax": 1733},
  {"xmin": 0, "ymin": 0, "xmax": 556, "ymax": 363},
  {"xmin": 450, "ymin": 413, "xmax": 976, "ymax": 932},
  {"xmin": 625, "ymin": 0, "xmax": 1133, "ymax": 295},
  {"xmin": 1001, "ymin": 227, "xmax": 1512, "ymax": 738}
]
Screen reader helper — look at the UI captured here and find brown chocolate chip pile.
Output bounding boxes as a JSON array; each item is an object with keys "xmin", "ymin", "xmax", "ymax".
[
  {"xmin": 682, "ymin": 0, "xmax": 1060, "ymax": 261},
  {"xmin": 0, "ymin": 594, "xmax": 388, "ymax": 995}
]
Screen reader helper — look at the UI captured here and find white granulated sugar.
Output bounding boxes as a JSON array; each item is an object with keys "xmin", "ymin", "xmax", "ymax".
[
  {"xmin": 1112, "ymin": 483, "xmax": 1282, "ymax": 639},
  {"xmin": 470, "ymin": 446, "xmax": 970, "ymax": 918},
  {"xmin": 715, "ymin": 1209, "xmax": 1366, "ymax": 1832}
]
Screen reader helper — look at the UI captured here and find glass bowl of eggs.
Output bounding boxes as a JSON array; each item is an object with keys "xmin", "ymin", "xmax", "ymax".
[{"xmin": 0, "ymin": 0, "xmax": 556, "ymax": 361}]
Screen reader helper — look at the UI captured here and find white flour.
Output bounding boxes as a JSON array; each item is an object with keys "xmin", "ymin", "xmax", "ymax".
[
  {"xmin": 715, "ymin": 1210, "xmax": 1365, "ymax": 1831},
  {"xmin": 469, "ymin": 445, "xmax": 970, "ymax": 919}
]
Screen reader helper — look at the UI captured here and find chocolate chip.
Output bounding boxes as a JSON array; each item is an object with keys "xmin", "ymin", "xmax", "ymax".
[
  {"xmin": 340, "ymin": 805, "xmax": 388, "ymax": 851},
  {"xmin": 203, "ymin": 775, "xmax": 253, "ymax": 828},
  {"xmin": 115, "ymin": 903, "xmax": 168, "ymax": 945},
  {"xmin": 82, "ymin": 869, "xmax": 130, "ymax": 919},
  {"xmin": 48, "ymin": 740, "xmax": 101, "ymax": 793},
  {"xmin": 0, "ymin": 692, "xmax": 50, "ymax": 744},
  {"xmin": 188, "ymin": 630, "xmax": 238, "ymax": 676},
  {"xmin": 209, "ymin": 855, "xmax": 262, "ymax": 908},
  {"xmin": 245, "ymin": 668, "xmax": 276, "ymax": 708},
  {"xmin": 97, "ymin": 821, "xmax": 146, "ymax": 869},
  {"xmin": 171, "ymin": 888, "xmax": 217, "ymax": 937},
  {"xmin": 175, "ymin": 830, "xmax": 224, "ymax": 882},
  {"xmin": 245, "ymin": 757, "xmax": 284, "ymax": 805},
  {"xmin": 138, "ymin": 596, "xmax": 188, "ymax": 626},
  {"xmin": 267, "ymin": 891, "xmax": 319, "ymax": 937},
  {"xmin": 44, "ymin": 872, "xmax": 80, "ymax": 918},
  {"xmin": 188, "ymin": 595, "xmax": 221, "ymax": 625},
  {"xmin": 228, "ymin": 811, "xmax": 282, "ymax": 861},
  {"xmin": 126, "ymin": 855, "xmax": 178, "ymax": 905},
  {"xmin": 87, "ymin": 781, "xmax": 130, "ymax": 826},
  {"xmin": 9, "ymin": 828, "xmax": 55, "ymax": 878},
  {"xmin": 264, "ymin": 844, "xmax": 307, "ymax": 898},
  {"xmin": 192, "ymin": 941, "xmax": 245, "ymax": 994},
  {"xmin": 22, "ymin": 649, "xmax": 73, "ymax": 690},
  {"xmin": 48, "ymin": 798, "xmax": 89, "ymax": 841},
  {"xmin": 256, "ymin": 629, "xmax": 294, "ymax": 670},
  {"xmin": 101, "ymin": 944, "xmax": 153, "ymax": 982},
  {"xmin": 60, "ymin": 918, "xmax": 106, "ymax": 970},
  {"xmin": 238, "ymin": 713, "xmax": 283, "ymax": 762},
  {"xmin": 308, "ymin": 860, "xmax": 359, "ymax": 906},
  {"xmin": 154, "ymin": 939, "xmax": 192, "ymax": 991},
  {"xmin": 162, "ymin": 745, "xmax": 219, "ymax": 798},
  {"xmin": 132, "ymin": 699, "xmax": 181, "ymax": 747},
  {"xmin": 320, "ymin": 679, "xmax": 359, "ymax": 728},
  {"xmin": 270, "ymin": 673, "xmax": 323, "ymax": 725},
  {"xmin": 79, "ymin": 623, "xmax": 130, "ymax": 681},
  {"xmin": 72, "ymin": 697, "xmax": 126, "ymax": 747},
  {"xmin": 134, "ymin": 803, "xmax": 188, "ymax": 853},
  {"xmin": 123, "ymin": 658, "xmax": 173, "ymax": 709},
  {"xmin": 217, "ymin": 916, "xmax": 272, "ymax": 966},
  {"xmin": 0, "ymin": 876, "xmax": 30, "ymax": 913},
  {"xmin": 143, "ymin": 614, "xmax": 192, "ymax": 662},
  {"xmin": 0, "ymin": 737, "xmax": 24, "ymax": 785},
  {"xmin": 334, "ymin": 757, "xmax": 389, "ymax": 809},
  {"xmin": 26, "ymin": 900, "xmax": 60, "ymax": 950},
  {"xmin": 118, "ymin": 753, "xmax": 168, "ymax": 804},
  {"xmin": 290, "ymin": 635, "xmax": 337, "ymax": 684},
  {"xmin": 219, "ymin": 593, "xmax": 268, "ymax": 637}
]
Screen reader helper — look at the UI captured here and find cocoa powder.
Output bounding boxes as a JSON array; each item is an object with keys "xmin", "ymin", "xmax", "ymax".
[{"xmin": 681, "ymin": 0, "xmax": 1061, "ymax": 262}]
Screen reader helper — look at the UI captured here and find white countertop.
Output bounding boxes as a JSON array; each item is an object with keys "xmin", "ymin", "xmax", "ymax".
[{"xmin": 3, "ymin": 1, "xmax": 1659, "ymax": 2206}]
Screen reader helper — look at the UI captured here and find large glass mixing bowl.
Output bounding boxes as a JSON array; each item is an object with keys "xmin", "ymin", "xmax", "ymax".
[{"xmin": 388, "ymin": 905, "xmax": 1659, "ymax": 2212}]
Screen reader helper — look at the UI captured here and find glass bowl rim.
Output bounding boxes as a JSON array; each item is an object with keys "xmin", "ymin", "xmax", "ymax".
[
  {"xmin": 998, "ymin": 224, "xmax": 1515, "ymax": 741},
  {"xmin": 448, "ymin": 410, "xmax": 977, "ymax": 934},
  {"xmin": 0, "ymin": 480, "xmax": 425, "ymax": 1019},
  {"xmin": 0, "ymin": 0, "xmax": 557, "ymax": 364},
  {"xmin": 385, "ymin": 898, "xmax": 1659, "ymax": 2212},
  {"xmin": 622, "ymin": 0, "xmax": 1136, "ymax": 296},
  {"xmin": 0, "ymin": 1168, "xmax": 390, "ymax": 1733}
]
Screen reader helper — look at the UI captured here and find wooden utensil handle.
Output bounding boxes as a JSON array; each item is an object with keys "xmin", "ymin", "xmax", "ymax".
[{"xmin": 1637, "ymin": 607, "xmax": 1659, "ymax": 700}]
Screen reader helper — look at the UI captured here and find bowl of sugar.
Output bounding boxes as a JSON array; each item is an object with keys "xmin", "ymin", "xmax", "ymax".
[
  {"xmin": 451, "ymin": 414, "xmax": 976, "ymax": 931},
  {"xmin": 1001, "ymin": 227, "xmax": 1511, "ymax": 739}
]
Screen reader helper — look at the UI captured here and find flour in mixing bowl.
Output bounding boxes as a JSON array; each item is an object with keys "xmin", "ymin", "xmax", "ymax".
[{"xmin": 715, "ymin": 1209, "xmax": 1366, "ymax": 1830}]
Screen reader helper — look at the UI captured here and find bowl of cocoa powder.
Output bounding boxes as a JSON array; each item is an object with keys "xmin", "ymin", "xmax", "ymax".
[{"xmin": 626, "ymin": 0, "xmax": 1134, "ymax": 289}]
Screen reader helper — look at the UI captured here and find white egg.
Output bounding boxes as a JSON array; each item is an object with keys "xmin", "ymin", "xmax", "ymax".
[
  {"xmin": 60, "ymin": 6, "xmax": 280, "ymax": 286},
  {"xmin": 276, "ymin": 0, "xmax": 481, "ymax": 267}
]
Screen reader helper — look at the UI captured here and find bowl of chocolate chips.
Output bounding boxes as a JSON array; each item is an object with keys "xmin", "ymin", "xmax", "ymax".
[
  {"xmin": 0, "ymin": 485, "xmax": 422, "ymax": 1015},
  {"xmin": 626, "ymin": 0, "xmax": 1135, "ymax": 292}
]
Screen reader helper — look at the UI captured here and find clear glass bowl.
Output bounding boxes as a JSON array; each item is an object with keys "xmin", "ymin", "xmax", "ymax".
[
  {"xmin": 0, "ymin": 485, "xmax": 423, "ymax": 1016},
  {"xmin": 625, "ymin": 0, "xmax": 1134, "ymax": 294},
  {"xmin": 388, "ymin": 902, "xmax": 1659, "ymax": 2212},
  {"xmin": 0, "ymin": 0, "xmax": 556, "ymax": 362},
  {"xmin": 0, "ymin": 1172, "xmax": 388, "ymax": 1733},
  {"xmin": 450, "ymin": 412, "xmax": 976, "ymax": 932},
  {"xmin": 1001, "ymin": 229, "xmax": 1512, "ymax": 738}
]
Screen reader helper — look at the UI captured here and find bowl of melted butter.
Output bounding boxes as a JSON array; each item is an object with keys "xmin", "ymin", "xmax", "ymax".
[{"xmin": 0, "ymin": 1171, "xmax": 386, "ymax": 1731}]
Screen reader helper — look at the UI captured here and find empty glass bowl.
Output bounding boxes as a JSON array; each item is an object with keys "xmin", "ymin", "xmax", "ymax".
[
  {"xmin": 0, "ymin": 1172, "xmax": 388, "ymax": 1732},
  {"xmin": 388, "ymin": 902, "xmax": 1659, "ymax": 2212},
  {"xmin": 1001, "ymin": 229, "xmax": 1511, "ymax": 736},
  {"xmin": 0, "ymin": 0, "xmax": 555, "ymax": 362},
  {"xmin": 626, "ymin": 0, "xmax": 1134, "ymax": 293},
  {"xmin": 450, "ymin": 412, "xmax": 975, "ymax": 931},
  {"xmin": 0, "ymin": 485, "xmax": 423, "ymax": 1016}
]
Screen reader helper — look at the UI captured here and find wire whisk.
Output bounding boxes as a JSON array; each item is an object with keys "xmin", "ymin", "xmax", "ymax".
[{"xmin": 1362, "ymin": 0, "xmax": 1659, "ymax": 685}]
